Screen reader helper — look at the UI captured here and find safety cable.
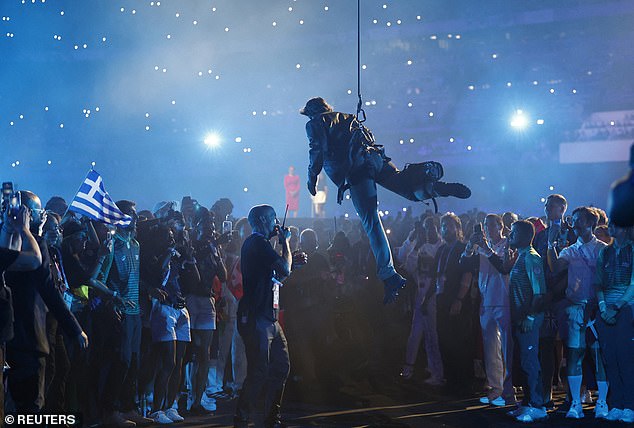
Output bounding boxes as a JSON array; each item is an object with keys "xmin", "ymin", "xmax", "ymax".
[{"xmin": 356, "ymin": 0, "xmax": 366, "ymax": 123}]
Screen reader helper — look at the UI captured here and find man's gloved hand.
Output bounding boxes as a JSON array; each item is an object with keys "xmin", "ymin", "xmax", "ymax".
[
  {"xmin": 520, "ymin": 315, "xmax": 535, "ymax": 333},
  {"xmin": 307, "ymin": 178, "xmax": 317, "ymax": 196}
]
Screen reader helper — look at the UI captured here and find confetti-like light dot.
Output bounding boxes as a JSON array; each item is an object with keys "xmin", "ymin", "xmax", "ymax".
[
  {"xmin": 59, "ymin": 123, "xmax": 64, "ymax": 128},
  {"xmin": 549, "ymin": 88, "xmax": 555, "ymax": 94},
  {"xmin": 541, "ymin": 197, "xmax": 546, "ymax": 203},
  {"xmin": 449, "ymin": 137, "xmax": 455, "ymax": 143},
  {"xmin": 295, "ymin": 63, "xmax": 301, "ymax": 69},
  {"xmin": 102, "ymin": 37, "xmax": 106, "ymax": 42},
  {"xmin": 288, "ymin": 7, "xmax": 293, "ymax": 11},
  {"xmin": 372, "ymin": 19, "xmax": 378, "ymax": 24},
  {"xmin": 131, "ymin": 9, "xmax": 136, "ymax": 14},
  {"xmin": 145, "ymin": 113, "xmax": 150, "ymax": 118},
  {"xmin": 549, "ymin": 186, "xmax": 555, "ymax": 191},
  {"xmin": 416, "ymin": 15, "xmax": 421, "ymax": 20},
  {"xmin": 252, "ymin": 111, "xmax": 257, "ymax": 116},
  {"xmin": 407, "ymin": 102, "xmax": 413, "ymax": 107},
  {"xmin": 572, "ymin": 89, "xmax": 577, "ymax": 94},
  {"xmin": 382, "ymin": 4, "xmax": 387, "ymax": 9},
  {"xmin": 198, "ymin": 71, "xmax": 203, "ymax": 76},
  {"xmin": 91, "ymin": 161, "xmax": 96, "ymax": 167},
  {"xmin": 492, "ymin": 53, "xmax": 498, "ymax": 59},
  {"xmin": 397, "ymin": 20, "xmax": 401, "ymax": 24},
  {"xmin": 175, "ymin": 12, "xmax": 180, "ymax": 17},
  {"xmin": 193, "ymin": 20, "xmax": 197, "ymax": 25},
  {"xmin": 533, "ymin": 80, "xmax": 539, "ymax": 85},
  {"xmin": 262, "ymin": 111, "xmax": 267, "ymax": 115},
  {"xmin": 468, "ymin": 85, "xmax": 475, "ymax": 90},
  {"xmin": 60, "ymin": 10, "xmax": 64, "ymax": 15},
  {"xmin": 386, "ymin": 22, "xmax": 391, "ymax": 27},
  {"xmin": 145, "ymin": 126, "xmax": 150, "ymax": 131},
  {"xmin": 154, "ymin": 66, "xmax": 159, "ymax": 70},
  {"xmin": 48, "ymin": 160, "xmax": 52, "ymax": 165},
  {"xmin": 235, "ymin": 137, "xmax": 242, "ymax": 143},
  {"xmin": 506, "ymin": 82, "xmax": 512, "ymax": 87},
  {"xmin": 120, "ymin": 7, "xmax": 124, "ymax": 12},
  {"xmin": 19, "ymin": 114, "xmax": 23, "ymax": 119},
  {"xmin": 272, "ymin": 22, "xmax": 277, "ymax": 26},
  {"xmin": 362, "ymin": 64, "xmax": 367, "ymax": 70},
  {"xmin": 95, "ymin": 107, "xmax": 100, "ymax": 112},
  {"xmin": 428, "ymin": 112, "xmax": 434, "ymax": 117},
  {"xmin": 324, "ymin": 6, "xmax": 329, "ymax": 11},
  {"xmin": 83, "ymin": 43, "xmax": 87, "ymax": 48},
  {"xmin": 344, "ymin": 213, "xmax": 349, "ymax": 218},
  {"xmin": 171, "ymin": 100, "xmax": 176, "ymax": 105},
  {"xmin": 467, "ymin": 145, "xmax": 472, "ymax": 151},
  {"xmin": 610, "ymin": 121, "xmax": 615, "ymax": 126},
  {"xmin": 166, "ymin": 34, "xmax": 171, "ymax": 39},
  {"xmin": 9, "ymin": 121, "xmax": 14, "ymax": 126},
  {"xmin": 347, "ymin": 89, "xmax": 352, "ymax": 94},
  {"xmin": 44, "ymin": 106, "xmax": 49, "ymax": 111},
  {"xmin": 299, "ymin": 19, "xmax": 304, "ymax": 24},
  {"xmin": 409, "ymin": 138, "xmax": 414, "ymax": 143},
  {"xmin": 224, "ymin": 27, "xmax": 229, "ymax": 32},
  {"xmin": 407, "ymin": 60, "xmax": 412, "ymax": 65},
  {"xmin": 243, "ymin": 187, "xmax": 248, "ymax": 192}
]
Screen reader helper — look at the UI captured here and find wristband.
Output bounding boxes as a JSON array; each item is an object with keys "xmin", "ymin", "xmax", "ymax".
[{"xmin": 526, "ymin": 315, "xmax": 535, "ymax": 321}]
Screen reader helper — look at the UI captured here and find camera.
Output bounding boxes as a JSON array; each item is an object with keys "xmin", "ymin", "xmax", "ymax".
[{"xmin": 2, "ymin": 182, "xmax": 21, "ymax": 219}]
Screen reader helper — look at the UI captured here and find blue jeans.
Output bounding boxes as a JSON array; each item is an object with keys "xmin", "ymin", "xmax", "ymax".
[
  {"xmin": 513, "ymin": 313, "xmax": 545, "ymax": 408},
  {"xmin": 349, "ymin": 156, "xmax": 418, "ymax": 280}
]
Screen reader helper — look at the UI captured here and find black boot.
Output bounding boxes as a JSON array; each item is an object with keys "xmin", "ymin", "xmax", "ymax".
[{"xmin": 432, "ymin": 181, "xmax": 471, "ymax": 199}]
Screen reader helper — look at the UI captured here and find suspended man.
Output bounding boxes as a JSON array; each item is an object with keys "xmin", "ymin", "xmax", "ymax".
[{"xmin": 301, "ymin": 97, "xmax": 471, "ymax": 304}]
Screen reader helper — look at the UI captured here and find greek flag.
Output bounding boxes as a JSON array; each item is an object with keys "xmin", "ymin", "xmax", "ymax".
[{"xmin": 69, "ymin": 169, "xmax": 132, "ymax": 226}]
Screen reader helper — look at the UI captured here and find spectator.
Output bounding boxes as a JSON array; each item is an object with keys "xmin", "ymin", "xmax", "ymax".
[
  {"xmin": 461, "ymin": 214, "xmax": 514, "ymax": 406},
  {"xmin": 101, "ymin": 199, "xmax": 151, "ymax": 426},
  {"xmin": 488, "ymin": 220, "xmax": 547, "ymax": 422},
  {"xmin": 549, "ymin": 207, "xmax": 608, "ymax": 419},
  {"xmin": 435, "ymin": 213, "xmax": 475, "ymax": 394},
  {"xmin": 398, "ymin": 216, "xmax": 444, "ymax": 385},
  {"xmin": 595, "ymin": 224, "xmax": 634, "ymax": 423}
]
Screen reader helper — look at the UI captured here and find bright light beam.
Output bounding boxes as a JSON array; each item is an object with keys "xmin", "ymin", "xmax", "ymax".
[
  {"xmin": 204, "ymin": 132, "xmax": 221, "ymax": 148},
  {"xmin": 510, "ymin": 110, "xmax": 529, "ymax": 130}
]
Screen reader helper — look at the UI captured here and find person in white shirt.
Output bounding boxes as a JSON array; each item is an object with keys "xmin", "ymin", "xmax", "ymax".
[
  {"xmin": 397, "ymin": 216, "xmax": 444, "ymax": 385},
  {"xmin": 461, "ymin": 214, "xmax": 515, "ymax": 406},
  {"xmin": 549, "ymin": 207, "xmax": 608, "ymax": 419}
]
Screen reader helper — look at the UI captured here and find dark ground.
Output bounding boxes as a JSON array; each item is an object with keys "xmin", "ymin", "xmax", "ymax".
[{"xmin": 174, "ymin": 379, "xmax": 617, "ymax": 428}]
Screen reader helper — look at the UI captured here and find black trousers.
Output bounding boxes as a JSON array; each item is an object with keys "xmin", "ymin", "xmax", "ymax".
[
  {"xmin": 235, "ymin": 318, "xmax": 290, "ymax": 426},
  {"xmin": 6, "ymin": 348, "xmax": 47, "ymax": 413}
]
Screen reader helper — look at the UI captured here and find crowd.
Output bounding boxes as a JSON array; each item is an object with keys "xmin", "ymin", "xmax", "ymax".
[{"xmin": 0, "ymin": 188, "xmax": 633, "ymax": 427}]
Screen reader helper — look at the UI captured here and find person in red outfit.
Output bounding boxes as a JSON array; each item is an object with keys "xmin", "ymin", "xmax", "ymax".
[{"xmin": 283, "ymin": 166, "xmax": 300, "ymax": 218}]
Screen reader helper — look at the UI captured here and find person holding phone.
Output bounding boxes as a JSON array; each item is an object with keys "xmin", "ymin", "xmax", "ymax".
[{"xmin": 460, "ymin": 214, "xmax": 514, "ymax": 407}]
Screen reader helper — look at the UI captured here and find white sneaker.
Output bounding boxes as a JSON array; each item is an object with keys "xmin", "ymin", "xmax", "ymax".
[
  {"xmin": 566, "ymin": 401, "xmax": 584, "ymax": 419},
  {"xmin": 164, "ymin": 408, "xmax": 185, "ymax": 422},
  {"xmin": 605, "ymin": 408, "xmax": 623, "ymax": 421},
  {"xmin": 620, "ymin": 409, "xmax": 634, "ymax": 423},
  {"xmin": 516, "ymin": 406, "xmax": 547, "ymax": 422},
  {"xmin": 149, "ymin": 410, "xmax": 174, "ymax": 424},
  {"xmin": 594, "ymin": 400, "xmax": 609, "ymax": 419}
]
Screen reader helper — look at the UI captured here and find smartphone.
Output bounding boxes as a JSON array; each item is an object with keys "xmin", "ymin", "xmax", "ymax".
[
  {"xmin": 222, "ymin": 220, "xmax": 232, "ymax": 234},
  {"xmin": 474, "ymin": 223, "xmax": 483, "ymax": 234}
]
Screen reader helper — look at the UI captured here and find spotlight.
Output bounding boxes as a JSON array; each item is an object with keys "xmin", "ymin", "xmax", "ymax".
[
  {"xmin": 510, "ymin": 110, "xmax": 529, "ymax": 130},
  {"xmin": 204, "ymin": 133, "xmax": 221, "ymax": 148}
]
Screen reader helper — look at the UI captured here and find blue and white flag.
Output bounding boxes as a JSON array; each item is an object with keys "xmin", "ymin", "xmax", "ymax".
[{"xmin": 69, "ymin": 169, "xmax": 132, "ymax": 226}]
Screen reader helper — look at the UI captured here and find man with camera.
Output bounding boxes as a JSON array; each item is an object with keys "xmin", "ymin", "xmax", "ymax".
[
  {"xmin": 3, "ymin": 190, "xmax": 88, "ymax": 414},
  {"xmin": 234, "ymin": 205, "xmax": 292, "ymax": 428},
  {"xmin": 0, "ymin": 201, "xmax": 43, "ymax": 422}
]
